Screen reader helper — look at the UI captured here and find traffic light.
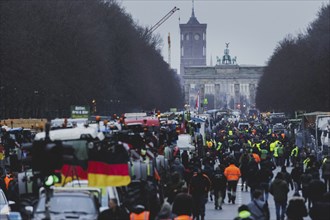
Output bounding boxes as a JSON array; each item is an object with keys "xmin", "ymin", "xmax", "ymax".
[{"xmin": 44, "ymin": 173, "xmax": 61, "ymax": 187}]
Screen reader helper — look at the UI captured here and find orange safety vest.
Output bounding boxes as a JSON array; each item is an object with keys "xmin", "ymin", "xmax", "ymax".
[
  {"xmin": 4, "ymin": 175, "xmax": 13, "ymax": 190},
  {"xmin": 252, "ymin": 153, "xmax": 261, "ymax": 163},
  {"xmin": 224, "ymin": 164, "xmax": 241, "ymax": 181},
  {"xmin": 174, "ymin": 215, "xmax": 193, "ymax": 220},
  {"xmin": 130, "ymin": 211, "xmax": 150, "ymax": 220}
]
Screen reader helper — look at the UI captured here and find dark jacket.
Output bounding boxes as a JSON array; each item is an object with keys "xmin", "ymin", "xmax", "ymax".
[
  {"xmin": 286, "ymin": 196, "xmax": 308, "ymax": 220},
  {"xmin": 308, "ymin": 178, "xmax": 326, "ymax": 203},
  {"xmin": 189, "ymin": 172, "xmax": 211, "ymax": 196},
  {"xmin": 246, "ymin": 159, "xmax": 260, "ymax": 189},
  {"xmin": 171, "ymin": 158, "xmax": 185, "ymax": 179},
  {"xmin": 309, "ymin": 192, "xmax": 330, "ymax": 220},
  {"xmin": 291, "ymin": 167, "xmax": 302, "ymax": 183},
  {"xmin": 281, "ymin": 170, "xmax": 294, "ymax": 190},
  {"xmin": 212, "ymin": 168, "xmax": 227, "ymax": 191},
  {"xmin": 98, "ymin": 207, "xmax": 129, "ymax": 220},
  {"xmin": 270, "ymin": 178, "xmax": 289, "ymax": 202}
]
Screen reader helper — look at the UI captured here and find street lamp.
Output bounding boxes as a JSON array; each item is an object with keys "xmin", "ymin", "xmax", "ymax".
[{"xmin": 92, "ymin": 99, "xmax": 97, "ymax": 114}]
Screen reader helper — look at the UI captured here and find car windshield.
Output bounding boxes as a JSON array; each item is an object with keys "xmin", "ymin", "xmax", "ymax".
[{"xmin": 36, "ymin": 195, "xmax": 97, "ymax": 214}]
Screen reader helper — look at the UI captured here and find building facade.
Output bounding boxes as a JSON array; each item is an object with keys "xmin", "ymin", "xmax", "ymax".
[
  {"xmin": 182, "ymin": 44, "xmax": 264, "ymax": 110},
  {"xmin": 180, "ymin": 6, "xmax": 207, "ymax": 75},
  {"xmin": 183, "ymin": 64, "xmax": 264, "ymax": 110}
]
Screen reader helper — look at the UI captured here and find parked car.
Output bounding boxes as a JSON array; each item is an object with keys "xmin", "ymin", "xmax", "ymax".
[
  {"xmin": 0, "ymin": 189, "xmax": 21, "ymax": 220},
  {"xmin": 26, "ymin": 187, "xmax": 101, "ymax": 220},
  {"xmin": 0, "ymin": 189, "xmax": 11, "ymax": 215}
]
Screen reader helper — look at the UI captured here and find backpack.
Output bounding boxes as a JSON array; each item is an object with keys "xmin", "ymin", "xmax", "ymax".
[{"xmin": 253, "ymin": 200, "xmax": 270, "ymax": 220}]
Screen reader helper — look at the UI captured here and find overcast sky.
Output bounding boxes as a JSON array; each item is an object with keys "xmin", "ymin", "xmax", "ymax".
[{"xmin": 118, "ymin": 0, "xmax": 328, "ymax": 73}]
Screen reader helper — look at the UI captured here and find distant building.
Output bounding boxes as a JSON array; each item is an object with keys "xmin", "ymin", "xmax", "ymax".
[
  {"xmin": 180, "ymin": 2, "xmax": 264, "ymax": 111},
  {"xmin": 183, "ymin": 44, "xmax": 264, "ymax": 110},
  {"xmin": 180, "ymin": 3, "xmax": 207, "ymax": 75}
]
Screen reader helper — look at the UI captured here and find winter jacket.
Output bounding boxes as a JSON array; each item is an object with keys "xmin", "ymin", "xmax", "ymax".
[
  {"xmin": 224, "ymin": 164, "xmax": 241, "ymax": 181},
  {"xmin": 308, "ymin": 179, "xmax": 326, "ymax": 203},
  {"xmin": 212, "ymin": 169, "xmax": 227, "ymax": 191},
  {"xmin": 270, "ymin": 178, "xmax": 289, "ymax": 202},
  {"xmin": 291, "ymin": 167, "xmax": 302, "ymax": 183},
  {"xmin": 189, "ymin": 173, "xmax": 211, "ymax": 196},
  {"xmin": 286, "ymin": 196, "xmax": 307, "ymax": 220},
  {"xmin": 171, "ymin": 158, "xmax": 185, "ymax": 178},
  {"xmin": 247, "ymin": 199, "xmax": 268, "ymax": 220},
  {"xmin": 309, "ymin": 194, "xmax": 330, "ymax": 220}
]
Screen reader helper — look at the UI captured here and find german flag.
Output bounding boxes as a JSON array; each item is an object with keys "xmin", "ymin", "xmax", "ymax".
[
  {"xmin": 88, "ymin": 143, "xmax": 131, "ymax": 187},
  {"xmin": 59, "ymin": 165, "xmax": 88, "ymax": 186}
]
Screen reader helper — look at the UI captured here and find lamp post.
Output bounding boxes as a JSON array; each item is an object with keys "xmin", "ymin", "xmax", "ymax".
[{"xmin": 92, "ymin": 99, "xmax": 97, "ymax": 114}]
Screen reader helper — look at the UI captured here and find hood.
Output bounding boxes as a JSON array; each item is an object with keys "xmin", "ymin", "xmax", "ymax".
[{"xmin": 0, "ymin": 204, "xmax": 10, "ymax": 215}]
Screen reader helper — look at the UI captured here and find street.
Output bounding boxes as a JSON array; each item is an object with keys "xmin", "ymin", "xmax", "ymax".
[{"xmin": 205, "ymin": 167, "xmax": 311, "ymax": 220}]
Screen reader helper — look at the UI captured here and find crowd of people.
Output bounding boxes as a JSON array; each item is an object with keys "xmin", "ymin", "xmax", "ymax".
[
  {"xmin": 1, "ymin": 113, "xmax": 330, "ymax": 220},
  {"xmin": 96, "ymin": 113, "xmax": 330, "ymax": 220}
]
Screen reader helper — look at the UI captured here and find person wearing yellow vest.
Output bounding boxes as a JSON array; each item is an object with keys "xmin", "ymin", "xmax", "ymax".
[
  {"xmin": 233, "ymin": 204, "xmax": 254, "ymax": 220},
  {"xmin": 130, "ymin": 205, "xmax": 150, "ymax": 220},
  {"xmin": 269, "ymin": 141, "xmax": 276, "ymax": 154},
  {"xmin": 216, "ymin": 142, "xmax": 222, "ymax": 152},
  {"xmin": 290, "ymin": 145, "xmax": 299, "ymax": 167}
]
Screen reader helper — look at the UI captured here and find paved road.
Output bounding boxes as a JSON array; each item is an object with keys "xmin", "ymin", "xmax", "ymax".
[{"xmin": 204, "ymin": 167, "xmax": 312, "ymax": 220}]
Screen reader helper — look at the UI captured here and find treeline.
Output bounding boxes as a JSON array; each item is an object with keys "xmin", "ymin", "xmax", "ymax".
[
  {"xmin": 256, "ymin": 4, "xmax": 330, "ymax": 112},
  {"xmin": 0, "ymin": 0, "xmax": 183, "ymax": 119}
]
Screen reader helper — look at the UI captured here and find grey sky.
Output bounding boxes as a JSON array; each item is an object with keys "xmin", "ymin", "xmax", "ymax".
[{"xmin": 119, "ymin": 0, "xmax": 328, "ymax": 73}]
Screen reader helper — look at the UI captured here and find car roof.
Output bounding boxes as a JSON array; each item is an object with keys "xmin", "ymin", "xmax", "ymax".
[{"xmin": 34, "ymin": 126, "xmax": 105, "ymax": 141}]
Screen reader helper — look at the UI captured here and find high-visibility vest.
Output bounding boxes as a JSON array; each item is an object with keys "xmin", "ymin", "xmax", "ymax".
[
  {"xmin": 269, "ymin": 142, "xmax": 276, "ymax": 152},
  {"xmin": 0, "ymin": 145, "xmax": 5, "ymax": 160},
  {"xmin": 256, "ymin": 143, "xmax": 261, "ymax": 151},
  {"xmin": 267, "ymin": 128, "xmax": 272, "ymax": 135},
  {"xmin": 224, "ymin": 164, "xmax": 241, "ymax": 181},
  {"xmin": 252, "ymin": 153, "xmax": 261, "ymax": 163},
  {"xmin": 4, "ymin": 175, "xmax": 13, "ymax": 190},
  {"xmin": 130, "ymin": 211, "xmax": 150, "ymax": 220},
  {"xmin": 291, "ymin": 147, "xmax": 299, "ymax": 157},
  {"xmin": 228, "ymin": 130, "xmax": 233, "ymax": 136},
  {"xmin": 216, "ymin": 142, "xmax": 222, "ymax": 151},
  {"xmin": 303, "ymin": 158, "xmax": 310, "ymax": 165},
  {"xmin": 174, "ymin": 215, "xmax": 193, "ymax": 220}
]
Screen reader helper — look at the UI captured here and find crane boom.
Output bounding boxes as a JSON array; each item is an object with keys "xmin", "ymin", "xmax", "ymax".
[{"xmin": 147, "ymin": 7, "xmax": 179, "ymax": 35}]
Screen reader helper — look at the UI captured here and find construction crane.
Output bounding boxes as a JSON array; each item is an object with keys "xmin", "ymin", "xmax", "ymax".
[{"xmin": 146, "ymin": 6, "xmax": 180, "ymax": 36}]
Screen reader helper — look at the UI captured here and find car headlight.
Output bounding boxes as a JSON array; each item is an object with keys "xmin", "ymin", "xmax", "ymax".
[{"xmin": 0, "ymin": 205, "xmax": 10, "ymax": 215}]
